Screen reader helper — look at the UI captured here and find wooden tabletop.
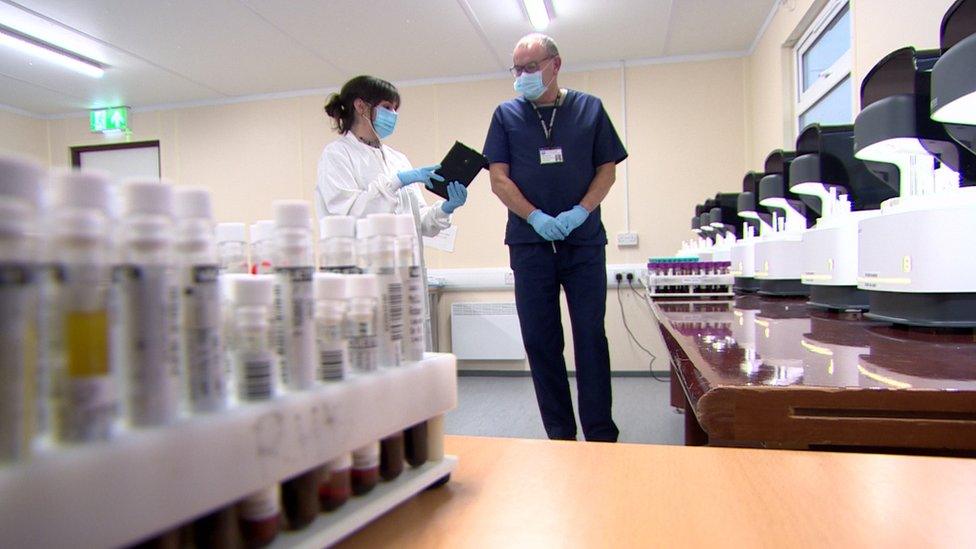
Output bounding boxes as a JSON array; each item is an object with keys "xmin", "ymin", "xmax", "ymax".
[
  {"xmin": 338, "ymin": 435, "xmax": 976, "ymax": 548},
  {"xmin": 650, "ymin": 296, "xmax": 976, "ymax": 451}
]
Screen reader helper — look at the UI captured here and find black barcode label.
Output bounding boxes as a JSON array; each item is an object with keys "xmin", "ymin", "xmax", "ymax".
[
  {"xmin": 386, "ymin": 282, "xmax": 403, "ymax": 340},
  {"xmin": 318, "ymin": 349, "xmax": 344, "ymax": 380},
  {"xmin": 165, "ymin": 280, "xmax": 181, "ymax": 378},
  {"xmin": 186, "ymin": 265, "xmax": 223, "ymax": 407},
  {"xmin": 274, "ymin": 267, "xmax": 315, "ymax": 389},
  {"xmin": 242, "ymin": 357, "xmax": 273, "ymax": 400},
  {"xmin": 292, "ymin": 297, "xmax": 312, "ymax": 329},
  {"xmin": 284, "ymin": 267, "xmax": 313, "ymax": 283},
  {"xmin": 272, "ymin": 280, "xmax": 285, "ymax": 359},
  {"xmin": 407, "ymin": 279, "xmax": 424, "ymax": 339},
  {"xmin": 321, "ymin": 266, "xmax": 362, "ymax": 274},
  {"xmin": 192, "ymin": 265, "xmax": 219, "ymax": 284},
  {"xmin": 347, "ymin": 336, "xmax": 378, "ymax": 372},
  {"xmin": 348, "ymin": 336, "xmax": 377, "ymax": 350}
]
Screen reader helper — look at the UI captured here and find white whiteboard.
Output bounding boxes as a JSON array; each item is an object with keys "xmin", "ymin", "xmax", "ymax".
[{"xmin": 76, "ymin": 144, "xmax": 160, "ymax": 181}]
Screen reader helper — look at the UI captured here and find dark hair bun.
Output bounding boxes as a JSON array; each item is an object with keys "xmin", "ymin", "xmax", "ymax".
[{"xmin": 323, "ymin": 93, "xmax": 344, "ymax": 119}]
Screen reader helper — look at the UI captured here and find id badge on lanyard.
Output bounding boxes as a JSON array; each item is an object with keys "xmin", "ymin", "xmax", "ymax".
[
  {"xmin": 534, "ymin": 94, "xmax": 564, "ymax": 165},
  {"xmin": 539, "ymin": 147, "xmax": 563, "ymax": 165}
]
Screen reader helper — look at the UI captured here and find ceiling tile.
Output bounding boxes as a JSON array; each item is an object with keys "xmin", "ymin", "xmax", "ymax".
[
  {"xmin": 665, "ymin": 0, "xmax": 776, "ymax": 55},
  {"xmin": 0, "ymin": 41, "xmax": 227, "ymax": 113},
  {"xmin": 0, "ymin": 0, "xmax": 775, "ymax": 115},
  {"xmin": 241, "ymin": 0, "xmax": 505, "ymax": 81},
  {"xmin": 13, "ymin": 0, "xmax": 348, "ymax": 95},
  {"xmin": 468, "ymin": 0, "xmax": 673, "ymax": 67},
  {"xmin": 0, "ymin": 73, "xmax": 84, "ymax": 114}
]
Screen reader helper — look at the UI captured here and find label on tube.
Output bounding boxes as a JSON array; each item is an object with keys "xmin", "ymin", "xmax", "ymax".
[
  {"xmin": 0, "ymin": 263, "xmax": 36, "ymax": 461},
  {"xmin": 122, "ymin": 265, "xmax": 181, "ymax": 427},
  {"xmin": 375, "ymin": 267, "xmax": 403, "ymax": 367},
  {"xmin": 346, "ymin": 320, "xmax": 378, "ymax": 373},
  {"xmin": 402, "ymin": 265, "xmax": 425, "ymax": 361},
  {"xmin": 35, "ymin": 264, "xmax": 64, "ymax": 440},
  {"xmin": 237, "ymin": 352, "xmax": 274, "ymax": 401},
  {"xmin": 183, "ymin": 265, "xmax": 225, "ymax": 412},
  {"xmin": 317, "ymin": 323, "xmax": 345, "ymax": 381},
  {"xmin": 274, "ymin": 266, "xmax": 316, "ymax": 390}
]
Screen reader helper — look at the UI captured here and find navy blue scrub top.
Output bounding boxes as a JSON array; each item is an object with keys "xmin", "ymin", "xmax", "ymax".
[{"xmin": 483, "ymin": 89, "xmax": 628, "ymax": 246}]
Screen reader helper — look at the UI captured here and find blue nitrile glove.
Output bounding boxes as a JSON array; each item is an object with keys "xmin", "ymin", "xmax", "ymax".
[
  {"xmin": 555, "ymin": 205, "xmax": 590, "ymax": 235},
  {"xmin": 441, "ymin": 181, "xmax": 468, "ymax": 214},
  {"xmin": 397, "ymin": 164, "xmax": 445, "ymax": 188},
  {"xmin": 527, "ymin": 209, "xmax": 568, "ymax": 241}
]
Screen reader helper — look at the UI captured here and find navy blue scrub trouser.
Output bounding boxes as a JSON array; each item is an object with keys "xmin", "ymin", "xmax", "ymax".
[{"xmin": 509, "ymin": 242, "xmax": 619, "ymax": 442}]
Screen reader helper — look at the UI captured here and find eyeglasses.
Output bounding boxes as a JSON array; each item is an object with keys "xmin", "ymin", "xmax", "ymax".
[{"xmin": 509, "ymin": 56, "xmax": 555, "ymax": 77}]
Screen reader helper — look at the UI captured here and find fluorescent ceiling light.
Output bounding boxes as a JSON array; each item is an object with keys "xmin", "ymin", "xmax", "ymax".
[
  {"xmin": 522, "ymin": 0, "xmax": 550, "ymax": 31},
  {"xmin": 0, "ymin": 23, "xmax": 105, "ymax": 78}
]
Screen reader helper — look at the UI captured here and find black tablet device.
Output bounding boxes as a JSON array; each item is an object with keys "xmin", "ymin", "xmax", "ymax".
[{"xmin": 427, "ymin": 141, "xmax": 489, "ymax": 200}]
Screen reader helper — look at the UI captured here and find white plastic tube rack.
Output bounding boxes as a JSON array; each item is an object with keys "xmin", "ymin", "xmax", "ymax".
[
  {"xmin": 0, "ymin": 353, "xmax": 457, "ymax": 548},
  {"xmin": 644, "ymin": 272, "xmax": 734, "ymax": 298}
]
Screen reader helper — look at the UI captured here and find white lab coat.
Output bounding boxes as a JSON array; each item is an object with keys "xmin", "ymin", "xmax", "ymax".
[{"xmin": 315, "ymin": 132, "xmax": 451, "ymax": 237}]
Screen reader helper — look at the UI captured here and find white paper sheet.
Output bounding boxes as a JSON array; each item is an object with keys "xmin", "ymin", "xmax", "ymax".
[{"xmin": 423, "ymin": 225, "xmax": 458, "ymax": 252}]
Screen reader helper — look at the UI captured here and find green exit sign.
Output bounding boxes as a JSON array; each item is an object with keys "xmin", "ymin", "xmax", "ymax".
[{"xmin": 90, "ymin": 106, "xmax": 129, "ymax": 133}]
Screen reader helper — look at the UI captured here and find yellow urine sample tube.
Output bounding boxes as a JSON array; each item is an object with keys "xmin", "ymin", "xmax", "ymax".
[
  {"xmin": 59, "ymin": 308, "xmax": 116, "ymax": 443},
  {"xmin": 64, "ymin": 310, "xmax": 109, "ymax": 377}
]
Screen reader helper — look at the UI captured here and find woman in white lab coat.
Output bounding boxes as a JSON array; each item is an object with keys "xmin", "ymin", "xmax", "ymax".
[{"xmin": 315, "ymin": 75, "xmax": 466, "ymax": 235}]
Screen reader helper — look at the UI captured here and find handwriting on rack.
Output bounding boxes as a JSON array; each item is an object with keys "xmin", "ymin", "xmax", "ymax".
[{"xmin": 251, "ymin": 396, "xmax": 347, "ymax": 480}]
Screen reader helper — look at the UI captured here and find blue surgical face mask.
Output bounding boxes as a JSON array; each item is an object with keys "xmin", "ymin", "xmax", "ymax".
[
  {"xmin": 514, "ymin": 71, "xmax": 547, "ymax": 100},
  {"xmin": 372, "ymin": 106, "xmax": 398, "ymax": 139}
]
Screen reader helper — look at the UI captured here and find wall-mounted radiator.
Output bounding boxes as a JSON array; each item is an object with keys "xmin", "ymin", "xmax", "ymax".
[{"xmin": 450, "ymin": 302, "xmax": 526, "ymax": 360}]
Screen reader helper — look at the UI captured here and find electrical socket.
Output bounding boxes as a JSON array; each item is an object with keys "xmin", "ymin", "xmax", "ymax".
[
  {"xmin": 613, "ymin": 272, "xmax": 636, "ymax": 285},
  {"xmin": 616, "ymin": 232, "xmax": 639, "ymax": 247},
  {"xmin": 605, "ymin": 264, "xmax": 646, "ymax": 287}
]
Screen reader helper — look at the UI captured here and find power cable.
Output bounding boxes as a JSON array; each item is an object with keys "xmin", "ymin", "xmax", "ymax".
[{"xmin": 615, "ymin": 280, "xmax": 667, "ymax": 382}]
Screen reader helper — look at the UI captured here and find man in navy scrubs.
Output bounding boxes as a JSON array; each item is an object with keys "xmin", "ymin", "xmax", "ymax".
[{"xmin": 483, "ymin": 33, "xmax": 627, "ymax": 442}]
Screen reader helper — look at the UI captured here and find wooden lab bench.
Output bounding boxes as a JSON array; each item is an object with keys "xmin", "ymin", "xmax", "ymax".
[
  {"xmin": 650, "ymin": 295, "xmax": 976, "ymax": 453},
  {"xmin": 339, "ymin": 435, "xmax": 976, "ymax": 547}
]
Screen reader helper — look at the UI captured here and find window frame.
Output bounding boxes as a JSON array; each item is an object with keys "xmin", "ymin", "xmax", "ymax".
[{"xmin": 794, "ymin": 0, "xmax": 853, "ymax": 133}]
